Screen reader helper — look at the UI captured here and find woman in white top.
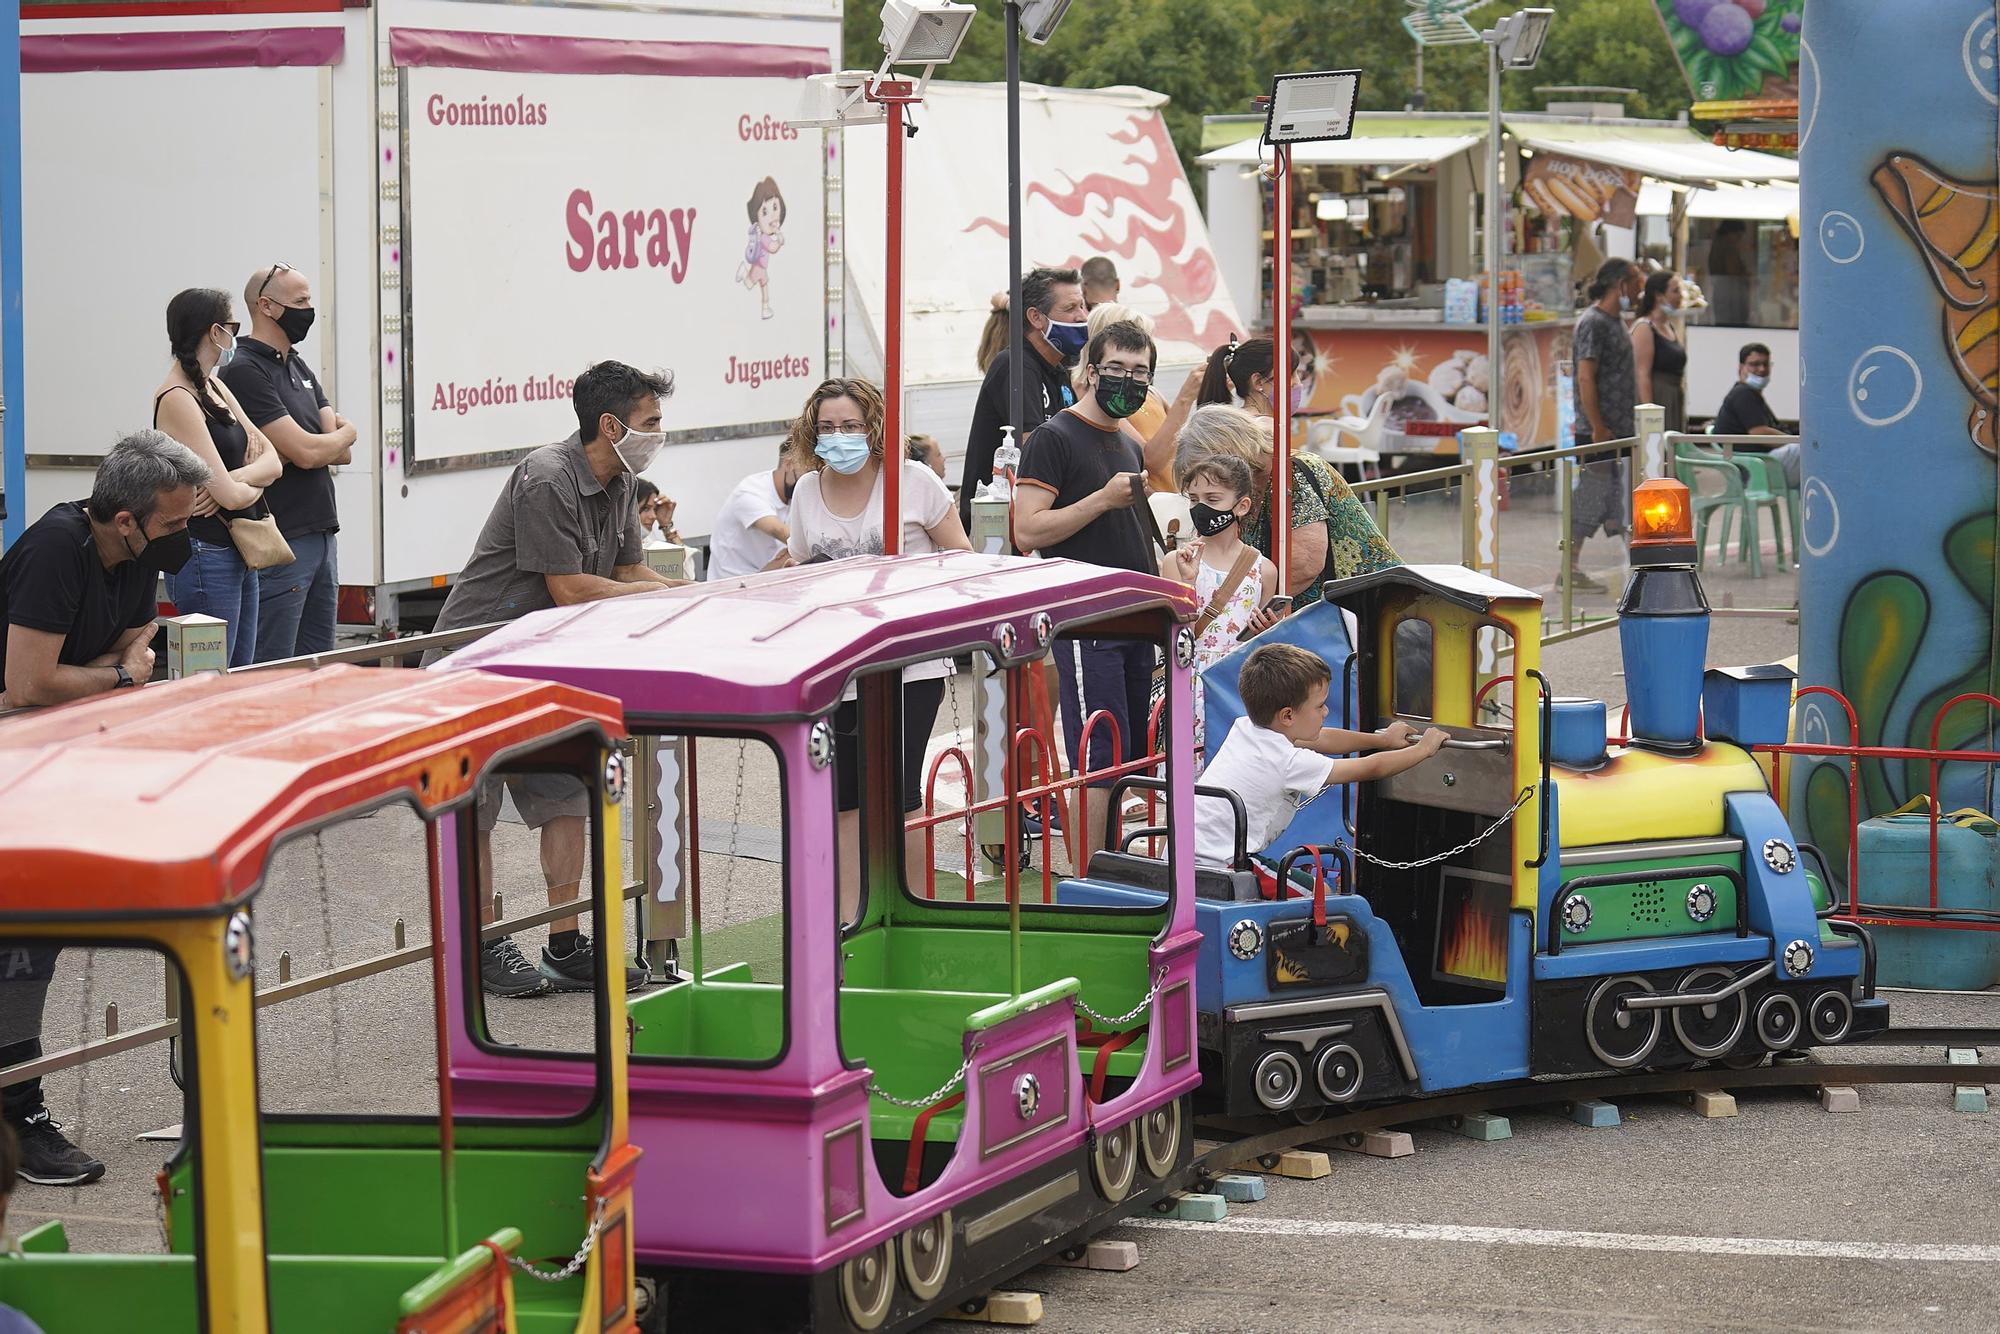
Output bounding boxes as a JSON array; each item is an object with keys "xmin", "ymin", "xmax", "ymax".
[{"xmin": 786, "ymin": 376, "xmax": 972, "ymax": 922}]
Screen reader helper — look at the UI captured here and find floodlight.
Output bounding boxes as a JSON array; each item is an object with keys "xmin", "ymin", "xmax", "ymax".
[
  {"xmin": 1316, "ymin": 197, "xmax": 1348, "ymax": 222},
  {"xmin": 788, "ymin": 71, "xmax": 885, "ymax": 130},
  {"xmin": 1488, "ymin": 8, "xmax": 1554, "ymax": 71},
  {"xmin": 1017, "ymin": 0, "xmax": 1074, "ymax": 45},
  {"xmin": 1264, "ymin": 69, "xmax": 1362, "ymax": 146},
  {"xmin": 880, "ymin": 1, "xmax": 975, "ymax": 66}
]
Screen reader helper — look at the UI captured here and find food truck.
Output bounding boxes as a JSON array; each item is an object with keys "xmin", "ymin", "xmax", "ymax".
[{"xmin": 1199, "ymin": 98, "xmax": 1800, "ymax": 456}]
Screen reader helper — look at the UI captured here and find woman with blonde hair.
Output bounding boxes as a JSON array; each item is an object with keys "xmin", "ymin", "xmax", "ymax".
[
  {"xmin": 784, "ymin": 376, "xmax": 971, "ymax": 922},
  {"xmin": 1176, "ymin": 402, "xmax": 1399, "ymax": 611}
]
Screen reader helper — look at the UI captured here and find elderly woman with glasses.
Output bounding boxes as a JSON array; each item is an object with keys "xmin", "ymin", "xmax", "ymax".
[
  {"xmin": 149, "ymin": 287, "xmax": 283, "ymax": 666},
  {"xmin": 783, "ymin": 376, "xmax": 971, "ymax": 923}
]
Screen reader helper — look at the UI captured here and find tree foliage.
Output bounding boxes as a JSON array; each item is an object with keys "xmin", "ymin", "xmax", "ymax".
[{"xmin": 841, "ymin": 0, "xmax": 1693, "ymax": 182}]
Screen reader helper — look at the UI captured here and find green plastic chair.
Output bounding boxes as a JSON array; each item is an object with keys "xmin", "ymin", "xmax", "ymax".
[
  {"xmin": 1672, "ymin": 441, "xmax": 1784, "ymax": 576},
  {"xmin": 1734, "ymin": 449, "xmax": 1801, "ymax": 570}
]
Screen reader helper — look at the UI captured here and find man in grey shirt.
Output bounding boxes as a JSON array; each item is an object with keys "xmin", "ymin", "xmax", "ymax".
[
  {"xmin": 432, "ymin": 360, "xmax": 682, "ymax": 997},
  {"xmin": 1568, "ymin": 258, "xmax": 1643, "ymax": 592}
]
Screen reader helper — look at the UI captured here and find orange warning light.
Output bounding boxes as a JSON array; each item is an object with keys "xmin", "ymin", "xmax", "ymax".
[{"xmin": 1631, "ymin": 478, "xmax": 1693, "ymax": 548}]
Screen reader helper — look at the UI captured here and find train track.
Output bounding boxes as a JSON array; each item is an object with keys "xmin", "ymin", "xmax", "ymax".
[{"xmin": 1183, "ymin": 1025, "xmax": 2000, "ymax": 1181}]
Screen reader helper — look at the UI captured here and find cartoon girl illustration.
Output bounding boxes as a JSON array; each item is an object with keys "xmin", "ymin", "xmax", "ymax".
[{"xmin": 736, "ymin": 176, "xmax": 787, "ymax": 321}]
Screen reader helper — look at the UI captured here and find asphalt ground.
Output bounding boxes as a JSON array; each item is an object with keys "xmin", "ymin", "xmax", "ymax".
[{"xmin": 15, "ymin": 507, "xmax": 1978, "ymax": 1333}]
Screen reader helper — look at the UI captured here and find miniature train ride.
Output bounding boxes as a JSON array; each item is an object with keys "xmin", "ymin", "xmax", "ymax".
[
  {"xmin": 0, "ymin": 480, "xmax": 1888, "ymax": 1333},
  {"xmin": 0, "ymin": 667, "xmax": 642, "ymax": 1333},
  {"xmin": 1070, "ymin": 480, "xmax": 1887, "ymax": 1121}
]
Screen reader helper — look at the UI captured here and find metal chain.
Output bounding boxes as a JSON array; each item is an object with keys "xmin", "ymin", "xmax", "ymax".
[
  {"xmin": 867, "ymin": 1046, "xmax": 981, "ymax": 1109},
  {"xmin": 510, "ymin": 1200, "xmax": 605, "ymax": 1284},
  {"xmin": 1076, "ymin": 967, "xmax": 1168, "ymax": 1031},
  {"xmin": 1351, "ymin": 787, "xmax": 1535, "ymax": 871}
]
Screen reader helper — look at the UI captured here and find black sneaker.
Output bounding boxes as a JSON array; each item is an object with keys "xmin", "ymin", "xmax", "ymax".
[
  {"xmin": 539, "ymin": 935, "xmax": 649, "ymax": 994},
  {"xmin": 1565, "ymin": 566, "xmax": 1609, "ymax": 594},
  {"xmin": 13, "ymin": 1111, "xmax": 105, "ymax": 1186},
  {"xmin": 481, "ymin": 937, "xmax": 553, "ymax": 998}
]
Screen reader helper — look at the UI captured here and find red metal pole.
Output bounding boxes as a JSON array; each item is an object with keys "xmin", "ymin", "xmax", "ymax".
[
  {"xmin": 883, "ymin": 92, "xmax": 905, "ymax": 555},
  {"xmin": 1271, "ymin": 142, "xmax": 1292, "ymax": 588}
]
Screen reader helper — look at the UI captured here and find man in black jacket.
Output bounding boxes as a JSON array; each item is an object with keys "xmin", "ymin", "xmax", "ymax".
[{"xmin": 959, "ymin": 266, "xmax": 1088, "ymax": 531}]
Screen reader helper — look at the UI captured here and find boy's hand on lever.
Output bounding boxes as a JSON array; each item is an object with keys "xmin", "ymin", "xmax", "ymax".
[
  {"xmin": 1416, "ymin": 727, "xmax": 1449, "ymax": 756},
  {"xmin": 1375, "ymin": 719, "xmax": 1418, "ymax": 749}
]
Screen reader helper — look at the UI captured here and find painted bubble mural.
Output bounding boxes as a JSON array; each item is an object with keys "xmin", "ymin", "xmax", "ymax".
[{"xmin": 1797, "ymin": 0, "xmax": 2000, "ymax": 875}]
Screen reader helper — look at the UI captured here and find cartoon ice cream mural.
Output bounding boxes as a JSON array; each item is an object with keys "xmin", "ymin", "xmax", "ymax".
[
  {"xmin": 1339, "ymin": 346, "xmax": 1491, "ymax": 432},
  {"xmin": 737, "ymin": 176, "xmax": 787, "ymax": 321}
]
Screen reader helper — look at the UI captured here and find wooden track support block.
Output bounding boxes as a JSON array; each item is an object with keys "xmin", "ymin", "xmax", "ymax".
[
  {"xmin": 1047, "ymin": 1240, "xmax": 1138, "ymax": 1272},
  {"xmin": 942, "ymin": 1291, "xmax": 1043, "ymax": 1325},
  {"xmin": 1210, "ymin": 1173, "xmax": 1267, "ymax": 1203},
  {"xmin": 1233, "ymin": 1149, "xmax": 1333, "ymax": 1179},
  {"xmin": 1566, "ymin": 1099, "xmax": 1621, "ymax": 1128},
  {"xmin": 1329, "ymin": 1129, "xmax": 1414, "ymax": 1159},
  {"xmin": 1685, "ymin": 1089, "xmax": 1738, "ymax": 1119},
  {"xmin": 1153, "ymin": 1191, "xmax": 1227, "ymax": 1222},
  {"xmin": 1817, "ymin": 1085, "xmax": 1861, "ymax": 1113},
  {"xmin": 1948, "ymin": 1049, "xmax": 1989, "ymax": 1113},
  {"xmin": 1428, "ymin": 1112, "xmax": 1512, "ymax": 1141}
]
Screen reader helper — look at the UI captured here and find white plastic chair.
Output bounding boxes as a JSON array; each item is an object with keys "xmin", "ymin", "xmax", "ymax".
[{"xmin": 1313, "ymin": 395, "xmax": 1389, "ymax": 481}]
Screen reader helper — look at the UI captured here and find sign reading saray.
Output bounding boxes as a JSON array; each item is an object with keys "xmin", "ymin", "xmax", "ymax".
[{"xmin": 1522, "ymin": 152, "xmax": 1642, "ymax": 228}]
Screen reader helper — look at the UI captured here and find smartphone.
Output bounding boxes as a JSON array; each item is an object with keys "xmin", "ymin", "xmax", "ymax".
[{"xmin": 1262, "ymin": 595, "xmax": 1294, "ymax": 616}]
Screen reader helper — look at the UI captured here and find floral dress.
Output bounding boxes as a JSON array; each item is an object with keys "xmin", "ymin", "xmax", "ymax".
[
  {"xmin": 1190, "ymin": 553, "xmax": 1263, "ymax": 759},
  {"xmin": 1242, "ymin": 451, "xmax": 1402, "ymax": 609}
]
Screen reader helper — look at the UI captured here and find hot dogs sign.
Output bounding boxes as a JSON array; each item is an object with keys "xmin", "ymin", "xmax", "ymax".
[
  {"xmin": 403, "ymin": 69, "xmax": 823, "ymax": 464},
  {"xmin": 1523, "ymin": 153, "xmax": 1643, "ymax": 229}
]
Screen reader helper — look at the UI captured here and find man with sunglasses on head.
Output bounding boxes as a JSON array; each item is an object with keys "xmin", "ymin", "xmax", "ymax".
[
  {"xmin": 220, "ymin": 262, "xmax": 358, "ymax": 661},
  {"xmin": 1012, "ymin": 319, "xmax": 1159, "ymax": 875}
]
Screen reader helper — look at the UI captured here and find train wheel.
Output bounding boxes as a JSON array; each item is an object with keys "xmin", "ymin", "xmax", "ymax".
[
  {"xmin": 1669, "ymin": 968, "xmax": 1749, "ymax": 1059},
  {"xmin": 1314, "ymin": 1043, "xmax": 1365, "ymax": 1103},
  {"xmin": 1583, "ymin": 976, "xmax": 1662, "ymax": 1068},
  {"xmin": 1092, "ymin": 1120, "xmax": 1139, "ymax": 1203},
  {"xmin": 1140, "ymin": 1099, "xmax": 1183, "ymax": 1179},
  {"xmin": 898, "ymin": 1211, "xmax": 953, "ymax": 1303},
  {"xmin": 1808, "ymin": 990, "xmax": 1854, "ymax": 1044},
  {"xmin": 1251, "ymin": 1050, "xmax": 1304, "ymax": 1112},
  {"xmin": 1755, "ymin": 993, "xmax": 1803, "ymax": 1050},
  {"xmin": 838, "ymin": 1241, "xmax": 896, "ymax": 1331}
]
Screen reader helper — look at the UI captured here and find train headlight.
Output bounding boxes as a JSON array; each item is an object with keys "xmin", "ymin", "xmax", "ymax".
[
  {"xmin": 1228, "ymin": 919, "xmax": 1264, "ymax": 961},
  {"xmin": 1560, "ymin": 893, "xmax": 1593, "ymax": 934},
  {"xmin": 1762, "ymin": 839, "xmax": 1798, "ymax": 875},
  {"xmin": 1782, "ymin": 938, "xmax": 1815, "ymax": 977},
  {"xmin": 1685, "ymin": 883, "xmax": 1717, "ymax": 923}
]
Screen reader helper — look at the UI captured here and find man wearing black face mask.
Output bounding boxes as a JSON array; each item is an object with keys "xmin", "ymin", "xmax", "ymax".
[
  {"xmin": 1014, "ymin": 319, "xmax": 1159, "ymax": 873},
  {"xmin": 222, "ymin": 263, "xmax": 359, "ymax": 662},
  {"xmin": 0, "ymin": 430, "xmax": 206, "ymax": 710},
  {"xmin": 960, "ymin": 266, "xmax": 1089, "ymax": 532},
  {"xmin": 0, "ymin": 431, "xmax": 207, "ymax": 1187}
]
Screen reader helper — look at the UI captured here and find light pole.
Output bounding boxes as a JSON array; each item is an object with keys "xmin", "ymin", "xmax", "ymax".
[
  {"xmin": 1479, "ymin": 8, "xmax": 1553, "ymax": 449},
  {"xmin": 1260, "ymin": 70, "xmax": 1361, "ymax": 591},
  {"xmin": 1005, "ymin": 2, "xmax": 1075, "ymax": 459},
  {"xmin": 792, "ymin": 2, "xmax": 975, "ymax": 553}
]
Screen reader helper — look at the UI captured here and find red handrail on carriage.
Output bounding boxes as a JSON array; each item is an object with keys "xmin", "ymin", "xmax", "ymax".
[
  {"xmin": 902, "ymin": 1091, "xmax": 965, "ymax": 1194},
  {"xmin": 1010, "ymin": 725, "xmax": 1061, "ymax": 905},
  {"xmin": 1926, "ymin": 692, "xmax": 2000, "ymax": 910},
  {"xmin": 1144, "ymin": 697, "xmax": 1167, "ymax": 858},
  {"xmin": 1088, "ymin": 1027, "xmax": 1143, "ymax": 1106},
  {"xmin": 1300, "ymin": 843, "xmax": 1330, "ymax": 927},
  {"xmin": 918, "ymin": 744, "xmax": 977, "ymax": 900}
]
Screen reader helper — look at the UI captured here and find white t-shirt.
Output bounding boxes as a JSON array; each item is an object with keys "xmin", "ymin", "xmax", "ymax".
[
  {"xmin": 705, "ymin": 470, "xmax": 789, "ymax": 581},
  {"xmin": 1194, "ymin": 716, "xmax": 1334, "ymax": 867},
  {"xmin": 789, "ymin": 458, "xmax": 958, "ymax": 683}
]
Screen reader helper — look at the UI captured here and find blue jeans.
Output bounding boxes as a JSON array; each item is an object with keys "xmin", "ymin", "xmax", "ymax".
[
  {"xmin": 256, "ymin": 531, "xmax": 338, "ymax": 662},
  {"xmin": 165, "ymin": 536, "xmax": 260, "ymax": 668}
]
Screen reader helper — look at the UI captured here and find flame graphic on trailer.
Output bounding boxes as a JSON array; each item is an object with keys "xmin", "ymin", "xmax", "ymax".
[
  {"xmin": 1435, "ymin": 870, "xmax": 1509, "ymax": 989},
  {"xmin": 839, "ymin": 81, "xmax": 1242, "ymax": 391},
  {"xmin": 966, "ymin": 112, "xmax": 1237, "ymax": 352}
]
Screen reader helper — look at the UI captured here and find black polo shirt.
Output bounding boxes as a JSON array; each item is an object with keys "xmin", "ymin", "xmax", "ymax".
[
  {"xmin": 220, "ymin": 336, "xmax": 337, "ymax": 538},
  {"xmin": 0, "ymin": 501, "xmax": 156, "ymax": 675}
]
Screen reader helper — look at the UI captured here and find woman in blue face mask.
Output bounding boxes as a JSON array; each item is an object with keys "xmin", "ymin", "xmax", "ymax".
[
  {"xmin": 783, "ymin": 377, "xmax": 974, "ymax": 923},
  {"xmin": 150, "ymin": 288, "xmax": 285, "ymax": 667}
]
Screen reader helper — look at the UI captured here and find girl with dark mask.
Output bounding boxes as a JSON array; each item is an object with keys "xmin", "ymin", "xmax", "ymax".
[{"xmin": 151, "ymin": 288, "xmax": 283, "ymax": 666}]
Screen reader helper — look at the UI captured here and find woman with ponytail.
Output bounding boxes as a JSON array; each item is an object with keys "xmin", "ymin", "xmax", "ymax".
[
  {"xmin": 151, "ymin": 288, "xmax": 282, "ymax": 665},
  {"xmin": 1183, "ymin": 334, "xmax": 1399, "ymax": 612}
]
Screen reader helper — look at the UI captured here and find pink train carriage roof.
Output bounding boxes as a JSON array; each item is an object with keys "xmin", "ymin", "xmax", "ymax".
[{"xmin": 446, "ymin": 552, "xmax": 1198, "ymax": 718}]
